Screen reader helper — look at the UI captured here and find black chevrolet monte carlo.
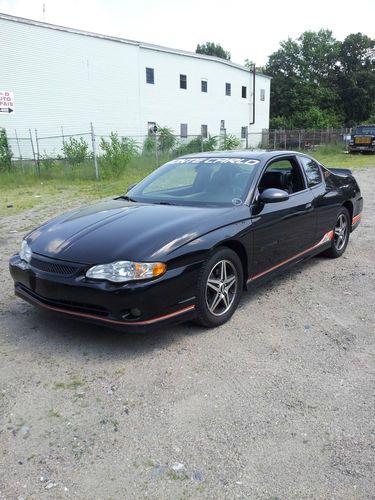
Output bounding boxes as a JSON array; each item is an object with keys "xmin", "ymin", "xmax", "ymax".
[{"xmin": 9, "ymin": 151, "xmax": 363, "ymax": 332}]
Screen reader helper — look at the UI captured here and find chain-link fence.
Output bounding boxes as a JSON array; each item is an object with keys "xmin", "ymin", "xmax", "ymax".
[
  {"xmin": 263, "ymin": 128, "xmax": 352, "ymax": 150},
  {"xmin": 2, "ymin": 125, "xmax": 352, "ymax": 179}
]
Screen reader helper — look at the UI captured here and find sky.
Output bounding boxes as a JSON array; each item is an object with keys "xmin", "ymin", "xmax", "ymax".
[{"xmin": 1, "ymin": 0, "xmax": 374, "ymax": 66}]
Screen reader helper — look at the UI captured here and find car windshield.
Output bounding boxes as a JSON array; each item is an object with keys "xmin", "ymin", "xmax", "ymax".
[
  {"xmin": 127, "ymin": 157, "xmax": 260, "ymax": 207},
  {"xmin": 355, "ymin": 126, "xmax": 375, "ymax": 135}
]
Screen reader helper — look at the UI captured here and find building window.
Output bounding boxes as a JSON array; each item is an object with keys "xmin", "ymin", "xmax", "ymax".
[
  {"xmin": 180, "ymin": 74, "xmax": 187, "ymax": 89},
  {"xmin": 201, "ymin": 79, "xmax": 208, "ymax": 93},
  {"xmin": 220, "ymin": 120, "xmax": 225, "ymax": 130},
  {"xmin": 225, "ymin": 83, "xmax": 231, "ymax": 96},
  {"xmin": 242, "ymin": 86, "xmax": 247, "ymax": 98},
  {"xmin": 146, "ymin": 67, "xmax": 154, "ymax": 84},
  {"xmin": 180, "ymin": 123, "xmax": 188, "ymax": 138},
  {"xmin": 201, "ymin": 124, "xmax": 208, "ymax": 138},
  {"xmin": 260, "ymin": 88, "xmax": 265, "ymax": 101},
  {"xmin": 241, "ymin": 126, "xmax": 247, "ymax": 139},
  {"xmin": 147, "ymin": 122, "xmax": 157, "ymax": 135}
]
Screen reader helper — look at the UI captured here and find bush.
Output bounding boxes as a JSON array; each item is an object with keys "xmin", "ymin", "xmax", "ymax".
[
  {"xmin": 0, "ymin": 128, "xmax": 12, "ymax": 172},
  {"xmin": 143, "ymin": 126, "xmax": 177, "ymax": 155},
  {"xmin": 99, "ymin": 132, "xmax": 139, "ymax": 176},
  {"xmin": 62, "ymin": 137, "xmax": 90, "ymax": 165},
  {"xmin": 222, "ymin": 134, "xmax": 241, "ymax": 150},
  {"xmin": 174, "ymin": 135, "xmax": 218, "ymax": 156},
  {"xmin": 41, "ymin": 152, "xmax": 57, "ymax": 170}
]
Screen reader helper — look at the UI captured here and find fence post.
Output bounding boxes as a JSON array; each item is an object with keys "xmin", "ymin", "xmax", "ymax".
[
  {"xmin": 14, "ymin": 129, "xmax": 22, "ymax": 161},
  {"xmin": 61, "ymin": 125, "xmax": 65, "ymax": 146},
  {"xmin": 284, "ymin": 130, "xmax": 287, "ymax": 150},
  {"xmin": 90, "ymin": 122, "xmax": 99, "ymax": 180},
  {"xmin": 29, "ymin": 128, "xmax": 38, "ymax": 174},
  {"xmin": 298, "ymin": 130, "xmax": 301, "ymax": 150},
  {"xmin": 154, "ymin": 133, "xmax": 159, "ymax": 165},
  {"xmin": 34, "ymin": 128, "xmax": 41, "ymax": 175}
]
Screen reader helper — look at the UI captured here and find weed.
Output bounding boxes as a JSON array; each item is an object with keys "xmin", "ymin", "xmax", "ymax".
[
  {"xmin": 48, "ymin": 408, "xmax": 61, "ymax": 417},
  {"xmin": 62, "ymin": 136, "xmax": 91, "ymax": 165},
  {"xmin": 166, "ymin": 470, "xmax": 189, "ymax": 481}
]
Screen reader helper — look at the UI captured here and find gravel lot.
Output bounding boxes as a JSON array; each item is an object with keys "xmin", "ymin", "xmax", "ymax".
[{"xmin": 0, "ymin": 169, "xmax": 374, "ymax": 500}]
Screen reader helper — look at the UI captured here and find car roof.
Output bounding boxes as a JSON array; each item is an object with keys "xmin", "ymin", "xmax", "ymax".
[{"xmin": 180, "ymin": 150, "xmax": 302, "ymax": 161}]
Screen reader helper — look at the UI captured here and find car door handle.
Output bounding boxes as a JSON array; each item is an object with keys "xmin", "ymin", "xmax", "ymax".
[{"xmin": 305, "ymin": 203, "xmax": 313, "ymax": 209}]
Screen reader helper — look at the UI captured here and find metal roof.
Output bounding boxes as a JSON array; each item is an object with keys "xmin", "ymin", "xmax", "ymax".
[{"xmin": 0, "ymin": 12, "xmax": 271, "ymax": 79}]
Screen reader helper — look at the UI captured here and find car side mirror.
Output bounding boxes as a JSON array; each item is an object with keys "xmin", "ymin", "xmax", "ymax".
[
  {"xmin": 127, "ymin": 182, "xmax": 137, "ymax": 191},
  {"xmin": 258, "ymin": 188, "xmax": 289, "ymax": 203}
]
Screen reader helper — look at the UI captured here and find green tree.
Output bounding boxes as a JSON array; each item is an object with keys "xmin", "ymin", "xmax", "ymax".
[
  {"xmin": 266, "ymin": 30, "xmax": 343, "ymax": 127},
  {"xmin": 336, "ymin": 33, "xmax": 375, "ymax": 125},
  {"xmin": 196, "ymin": 42, "xmax": 230, "ymax": 60}
]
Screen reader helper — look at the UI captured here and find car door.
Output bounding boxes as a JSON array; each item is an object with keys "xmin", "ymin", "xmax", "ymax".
[{"xmin": 249, "ymin": 155, "xmax": 316, "ymax": 280}]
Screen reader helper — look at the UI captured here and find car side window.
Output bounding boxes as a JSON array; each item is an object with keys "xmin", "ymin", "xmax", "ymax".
[
  {"xmin": 299, "ymin": 156, "xmax": 322, "ymax": 187},
  {"xmin": 258, "ymin": 158, "xmax": 305, "ymax": 195}
]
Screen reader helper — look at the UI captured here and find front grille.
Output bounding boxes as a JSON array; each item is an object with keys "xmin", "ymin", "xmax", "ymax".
[
  {"xmin": 17, "ymin": 284, "xmax": 110, "ymax": 318},
  {"xmin": 30, "ymin": 257, "xmax": 81, "ymax": 276}
]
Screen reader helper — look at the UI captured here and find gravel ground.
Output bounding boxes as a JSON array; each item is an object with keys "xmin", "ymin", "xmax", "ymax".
[{"xmin": 0, "ymin": 170, "xmax": 374, "ymax": 500}]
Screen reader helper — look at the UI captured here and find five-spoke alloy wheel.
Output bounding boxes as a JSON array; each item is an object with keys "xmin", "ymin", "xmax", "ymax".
[
  {"xmin": 325, "ymin": 207, "xmax": 350, "ymax": 258},
  {"xmin": 195, "ymin": 248, "xmax": 243, "ymax": 327}
]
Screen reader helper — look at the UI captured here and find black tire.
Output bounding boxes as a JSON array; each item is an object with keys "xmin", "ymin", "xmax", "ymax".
[
  {"xmin": 194, "ymin": 247, "xmax": 243, "ymax": 327},
  {"xmin": 324, "ymin": 207, "xmax": 350, "ymax": 258}
]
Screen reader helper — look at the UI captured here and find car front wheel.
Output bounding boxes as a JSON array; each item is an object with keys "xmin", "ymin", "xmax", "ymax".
[{"xmin": 194, "ymin": 248, "xmax": 243, "ymax": 327}]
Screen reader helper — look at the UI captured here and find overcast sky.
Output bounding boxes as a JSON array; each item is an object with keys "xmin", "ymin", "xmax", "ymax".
[{"xmin": 1, "ymin": 0, "xmax": 374, "ymax": 65}]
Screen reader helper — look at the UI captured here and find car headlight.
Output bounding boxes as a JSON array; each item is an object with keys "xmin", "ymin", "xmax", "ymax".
[
  {"xmin": 19, "ymin": 240, "xmax": 32, "ymax": 263},
  {"xmin": 86, "ymin": 260, "xmax": 167, "ymax": 283}
]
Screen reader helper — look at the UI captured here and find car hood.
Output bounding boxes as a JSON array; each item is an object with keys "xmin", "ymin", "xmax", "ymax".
[{"xmin": 26, "ymin": 199, "xmax": 247, "ymax": 264}]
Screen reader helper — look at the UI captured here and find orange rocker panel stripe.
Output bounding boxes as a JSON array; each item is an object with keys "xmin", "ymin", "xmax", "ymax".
[
  {"xmin": 352, "ymin": 212, "xmax": 362, "ymax": 225},
  {"xmin": 17, "ymin": 286, "xmax": 195, "ymax": 326},
  {"xmin": 247, "ymin": 230, "xmax": 334, "ymax": 283}
]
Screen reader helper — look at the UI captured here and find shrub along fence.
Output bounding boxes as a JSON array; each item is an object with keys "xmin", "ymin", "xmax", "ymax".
[{"xmin": 1, "ymin": 124, "xmax": 352, "ymax": 179}]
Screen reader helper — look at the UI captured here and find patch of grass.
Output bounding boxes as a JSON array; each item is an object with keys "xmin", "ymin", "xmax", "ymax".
[
  {"xmin": 53, "ymin": 382, "xmax": 66, "ymax": 389},
  {"xmin": 306, "ymin": 145, "xmax": 375, "ymax": 169},
  {"xmin": 48, "ymin": 408, "xmax": 61, "ymax": 418},
  {"xmin": 143, "ymin": 458, "xmax": 155, "ymax": 468},
  {"xmin": 111, "ymin": 419, "xmax": 119, "ymax": 432},
  {"xmin": 53, "ymin": 375, "xmax": 84, "ymax": 390},
  {"xmin": 0, "ymin": 156, "xmax": 160, "ymax": 216},
  {"xmin": 166, "ymin": 470, "xmax": 189, "ymax": 481}
]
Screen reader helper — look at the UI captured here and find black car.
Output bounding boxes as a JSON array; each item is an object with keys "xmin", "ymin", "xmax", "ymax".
[{"xmin": 9, "ymin": 151, "xmax": 363, "ymax": 331}]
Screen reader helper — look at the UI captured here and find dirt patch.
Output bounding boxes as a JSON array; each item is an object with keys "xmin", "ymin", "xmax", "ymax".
[{"xmin": 0, "ymin": 169, "xmax": 374, "ymax": 499}]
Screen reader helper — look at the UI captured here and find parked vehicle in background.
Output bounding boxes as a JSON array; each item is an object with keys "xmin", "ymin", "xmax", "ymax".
[{"xmin": 348, "ymin": 125, "xmax": 375, "ymax": 154}]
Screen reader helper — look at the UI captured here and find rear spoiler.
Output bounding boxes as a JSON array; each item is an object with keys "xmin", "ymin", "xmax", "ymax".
[{"xmin": 327, "ymin": 167, "xmax": 352, "ymax": 176}]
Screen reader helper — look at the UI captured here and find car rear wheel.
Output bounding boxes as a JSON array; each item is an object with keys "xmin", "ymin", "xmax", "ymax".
[
  {"xmin": 324, "ymin": 207, "xmax": 350, "ymax": 258},
  {"xmin": 194, "ymin": 248, "xmax": 243, "ymax": 327}
]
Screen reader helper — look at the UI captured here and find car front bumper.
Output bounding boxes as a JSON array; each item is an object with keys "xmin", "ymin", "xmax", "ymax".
[
  {"xmin": 348, "ymin": 145, "xmax": 375, "ymax": 153},
  {"xmin": 9, "ymin": 255, "xmax": 200, "ymax": 331}
]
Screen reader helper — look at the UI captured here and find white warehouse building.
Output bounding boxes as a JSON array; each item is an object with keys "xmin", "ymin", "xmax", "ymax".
[{"xmin": 0, "ymin": 13, "xmax": 271, "ymax": 155}]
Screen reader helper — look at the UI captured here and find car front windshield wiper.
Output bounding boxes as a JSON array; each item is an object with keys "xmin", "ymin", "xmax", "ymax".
[
  {"xmin": 152, "ymin": 201, "xmax": 176, "ymax": 205},
  {"xmin": 116, "ymin": 195, "xmax": 138, "ymax": 202}
]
